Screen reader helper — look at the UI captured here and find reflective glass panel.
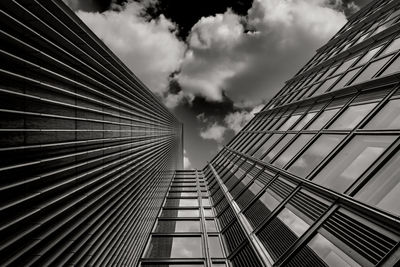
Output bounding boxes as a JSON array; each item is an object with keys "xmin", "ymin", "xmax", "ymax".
[
  {"xmin": 330, "ymin": 68, "xmax": 360, "ymax": 91},
  {"xmin": 288, "ymin": 135, "xmax": 344, "ymax": 178},
  {"xmin": 307, "ymin": 109, "xmax": 340, "ymax": 130},
  {"xmin": 382, "ymin": 38, "xmax": 400, "ymax": 55},
  {"xmin": 263, "ymin": 134, "xmax": 295, "ymax": 162},
  {"xmin": 351, "ymin": 56, "xmax": 390, "ymax": 84},
  {"xmin": 145, "ymin": 236, "xmax": 203, "ymax": 258},
  {"xmin": 204, "ymin": 209, "xmax": 214, "ymax": 217},
  {"xmin": 366, "ymin": 98, "xmax": 400, "ymax": 129},
  {"xmin": 355, "ymin": 153, "xmax": 400, "ymax": 215},
  {"xmin": 293, "ymin": 112, "xmax": 317, "ymax": 130},
  {"xmin": 329, "ymin": 103, "xmax": 377, "ymax": 130},
  {"xmin": 312, "ymin": 135, "xmax": 395, "ymax": 193},
  {"xmin": 253, "ymin": 134, "xmax": 283, "ymax": 159},
  {"xmin": 154, "ymin": 220, "xmax": 201, "ymax": 233},
  {"xmin": 208, "ymin": 236, "xmax": 224, "ymax": 258},
  {"xmin": 308, "ymin": 233, "xmax": 361, "ymax": 267},
  {"xmin": 277, "ymin": 208, "xmax": 310, "ymax": 237},
  {"xmin": 278, "ymin": 114, "xmax": 302, "ymax": 131},
  {"xmin": 178, "ymin": 199, "xmax": 199, "ymax": 207},
  {"xmin": 202, "ymin": 198, "xmax": 211, "ymax": 207},
  {"xmin": 273, "ymin": 134, "xmax": 314, "ymax": 169},
  {"xmin": 259, "ymin": 188, "xmax": 282, "ymax": 211}
]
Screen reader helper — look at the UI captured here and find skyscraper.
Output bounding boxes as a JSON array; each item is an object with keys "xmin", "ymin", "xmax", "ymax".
[
  {"xmin": 1, "ymin": 0, "xmax": 400, "ymax": 267},
  {"xmin": 0, "ymin": 0, "xmax": 182, "ymax": 266},
  {"xmin": 203, "ymin": 0, "xmax": 400, "ymax": 266}
]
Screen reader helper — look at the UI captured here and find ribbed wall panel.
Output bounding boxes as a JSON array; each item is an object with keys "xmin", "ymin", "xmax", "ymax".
[{"xmin": 0, "ymin": 0, "xmax": 182, "ymax": 266}]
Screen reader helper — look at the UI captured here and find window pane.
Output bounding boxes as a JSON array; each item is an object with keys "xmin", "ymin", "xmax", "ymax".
[
  {"xmin": 206, "ymin": 219, "xmax": 218, "ymax": 232},
  {"xmin": 178, "ymin": 199, "xmax": 199, "ymax": 207},
  {"xmin": 202, "ymin": 198, "xmax": 211, "ymax": 207},
  {"xmin": 293, "ymin": 112, "xmax": 317, "ymax": 130},
  {"xmin": 154, "ymin": 220, "xmax": 201, "ymax": 233},
  {"xmin": 366, "ymin": 98, "xmax": 400, "ymax": 129},
  {"xmin": 312, "ymin": 135, "xmax": 395, "ymax": 193},
  {"xmin": 382, "ymin": 38, "xmax": 400, "ymax": 55},
  {"xmin": 145, "ymin": 236, "xmax": 203, "ymax": 258},
  {"xmin": 351, "ymin": 56, "xmax": 390, "ymax": 84},
  {"xmin": 278, "ymin": 114, "xmax": 302, "ymax": 130},
  {"xmin": 253, "ymin": 134, "xmax": 283, "ymax": 159},
  {"xmin": 355, "ymin": 153, "xmax": 400, "ymax": 215},
  {"xmin": 308, "ymin": 233, "xmax": 361, "ymax": 267},
  {"xmin": 307, "ymin": 109, "xmax": 340, "ymax": 130},
  {"xmin": 330, "ymin": 68, "xmax": 360, "ymax": 91},
  {"xmin": 273, "ymin": 134, "xmax": 314, "ymax": 169},
  {"xmin": 259, "ymin": 188, "xmax": 282, "ymax": 211},
  {"xmin": 158, "ymin": 209, "xmax": 200, "ymax": 218},
  {"xmin": 288, "ymin": 135, "xmax": 344, "ymax": 178},
  {"xmin": 277, "ymin": 208, "xmax": 310, "ymax": 237},
  {"xmin": 208, "ymin": 236, "xmax": 224, "ymax": 258},
  {"xmin": 329, "ymin": 103, "xmax": 377, "ymax": 130},
  {"xmin": 263, "ymin": 134, "xmax": 295, "ymax": 162}
]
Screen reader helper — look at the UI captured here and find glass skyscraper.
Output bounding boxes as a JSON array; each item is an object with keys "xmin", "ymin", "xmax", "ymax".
[{"xmin": 1, "ymin": 0, "xmax": 400, "ymax": 266}]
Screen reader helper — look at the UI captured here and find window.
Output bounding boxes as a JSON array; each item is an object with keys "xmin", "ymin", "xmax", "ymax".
[
  {"xmin": 259, "ymin": 187, "xmax": 282, "ymax": 212},
  {"xmin": 273, "ymin": 134, "xmax": 314, "ymax": 169},
  {"xmin": 154, "ymin": 220, "xmax": 201, "ymax": 233},
  {"xmin": 381, "ymin": 38, "xmax": 400, "ymax": 55},
  {"xmin": 311, "ymin": 76, "xmax": 340, "ymax": 96},
  {"xmin": 202, "ymin": 198, "xmax": 211, "ymax": 207},
  {"xmin": 253, "ymin": 134, "xmax": 282, "ymax": 159},
  {"xmin": 208, "ymin": 236, "xmax": 224, "ymax": 258},
  {"xmin": 330, "ymin": 67, "xmax": 360, "ymax": 91},
  {"xmin": 160, "ymin": 209, "xmax": 199, "ymax": 218},
  {"xmin": 380, "ymin": 54, "xmax": 400, "ymax": 76},
  {"xmin": 203, "ymin": 208, "xmax": 214, "ymax": 217},
  {"xmin": 178, "ymin": 199, "xmax": 199, "ymax": 207},
  {"xmin": 329, "ymin": 102, "xmax": 377, "ymax": 130},
  {"xmin": 355, "ymin": 153, "xmax": 400, "ymax": 215},
  {"xmin": 263, "ymin": 134, "xmax": 295, "ymax": 162},
  {"xmin": 276, "ymin": 208, "xmax": 310, "ymax": 237},
  {"xmin": 351, "ymin": 56, "xmax": 391, "ymax": 84},
  {"xmin": 307, "ymin": 233, "xmax": 361, "ymax": 267},
  {"xmin": 332, "ymin": 57, "xmax": 358, "ymax": 76},
  {"xmin": 278, "ymin": 114, "xmax": 301, "ymax": 130},
  {"xmin": 307, "ymin": 109, "xmax": 340, "ymax": 130},
  {"xmin": 145, "ymin": 236, "xmax": 203, "ymax": 258},
  {"xmin": 312, "ymin": 135, "xmax": 395, "ymax": 193},
  {"xmin": 366, "ymin": 98, "xmax": 400, "ymax": 129},
  {"xmin": 293, "ymin": 112, "xmax": 318, "ymax": 130},
  {"xmin": 288, "ymin": 135, "xmax": 345, "ymax": 178}
]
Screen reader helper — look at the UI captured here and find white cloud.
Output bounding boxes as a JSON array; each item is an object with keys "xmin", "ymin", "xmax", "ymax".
[
  {"xmin": 183, "ymin": 149, "xmax": 192, "ymax": 169},
  {"xmin": 196, "ymin": 113, "xmax": 208, "ymax": 123},
  {"xmin": 200, "ymin": 122, "xmax": 227, "ymax": 143},
  {"xmin": 176, "ymin": 0, "xmax": 347, "ymax": 107},
  {"xmin": 224, "ymin": 105, "xmax": 263, "ymax": 134},
  {"xmin": 76, "ymin": 1, "xmax": 186, "ymax": 96}
]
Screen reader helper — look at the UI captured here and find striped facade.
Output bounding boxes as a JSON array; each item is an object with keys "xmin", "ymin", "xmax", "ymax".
[
  {"xmin": 205, "ymin": 0, "xmax": 400, "ymax": 266},
  {"xmin": 0, "ymin": 0, "xmax": 182, "ymax": 266}
]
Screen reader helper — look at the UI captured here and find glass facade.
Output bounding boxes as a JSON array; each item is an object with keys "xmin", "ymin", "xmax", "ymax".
[{"xmin": 202, "ymin": 1, "xmax": 400, "ymax": 266}]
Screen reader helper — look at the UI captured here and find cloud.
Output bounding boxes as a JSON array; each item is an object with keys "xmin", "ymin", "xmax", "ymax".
[
  {"xmin": 183, "ymin": 149, "xmax": 192, "ymax": 169},
  {"xmin": 176, "ymin": 0, "xmax": 347, "ymax": 107},
  {"xmin": 76, "ymin": 1, "xmax": 186, "ymax": 96},
  {"xmin": 196, "ymin": 113, "xmax": 208, "ymax": 123},
  {"xmin": 224, "ymin": 105, "xmax": 263, "ymax": 134},
  {"xmin": 200, "ymin": 122, "xmax": 227, "ymax": 143}
]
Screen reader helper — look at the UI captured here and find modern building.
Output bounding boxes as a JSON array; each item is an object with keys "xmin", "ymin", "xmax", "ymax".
[
  {"xmin": 1, "ymin": 0, "xmax": 400, "ymax": 267},
  {"xmin": 203, "ymin": 0, "xmax": 400, "ymax": 266},
  {"xmin": 0, "ymin": 0, "xmax": 182, "ymax": 266}
]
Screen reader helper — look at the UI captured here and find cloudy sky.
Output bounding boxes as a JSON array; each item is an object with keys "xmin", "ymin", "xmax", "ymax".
[{"xmin": 63, "ymin": 0, "xmax": 372, "ymax": 169}]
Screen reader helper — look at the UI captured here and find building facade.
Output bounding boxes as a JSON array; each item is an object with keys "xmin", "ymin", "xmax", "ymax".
[
  {"xmin": 0, "ymin": 0, "xmax": 182, "ymax": 266},
  {"xmin": 204, "ymin": 0, "xmax": 400, "ymax": 266}
]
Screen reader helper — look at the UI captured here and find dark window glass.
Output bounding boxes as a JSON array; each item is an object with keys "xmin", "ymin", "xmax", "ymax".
[
  {"xmin": 312, "ymin": 135, "xmax": 395, "ymax": 193},
  {"xmin": 208, "ymin": 236, "xmax": 224, "ymax": 258},
  {"xmin": 329, "ymin": 103, "xmax": 377, "ymax": 130},
  {"xmin": 356, "ymin": 47, "xmax": 382, "ymax": 67},
  {"xmin": 145, "ymin": 236, "xmax": 203, "ymax": 258},
  {"xmin": 366, "ymin": 98, "xmax": 400, "ymax": 129},
  {"xmin": 288, "ymin": 135, "xmax": 344, "ymax": 178},
  {"xmin": 355, "ymin": 153, "xmax": 400, "ymax": 215},
  {"xmin": 273, "ymin": 134, "xmax": 314, "ymax": 169},
  {"xmin": 331, "ymin": 57, "xmax": 358, "ymax": 75},
  {"xmin": 154, "ymin": 220, "xmax": 201, "ymax": 233},
  {"xmin": 311, "ymin": 76, "xmax": 340, "ymax": 96},
  {"xmin": 263, "ymin": 134, "xmax": 295, "ymax": 162}
]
